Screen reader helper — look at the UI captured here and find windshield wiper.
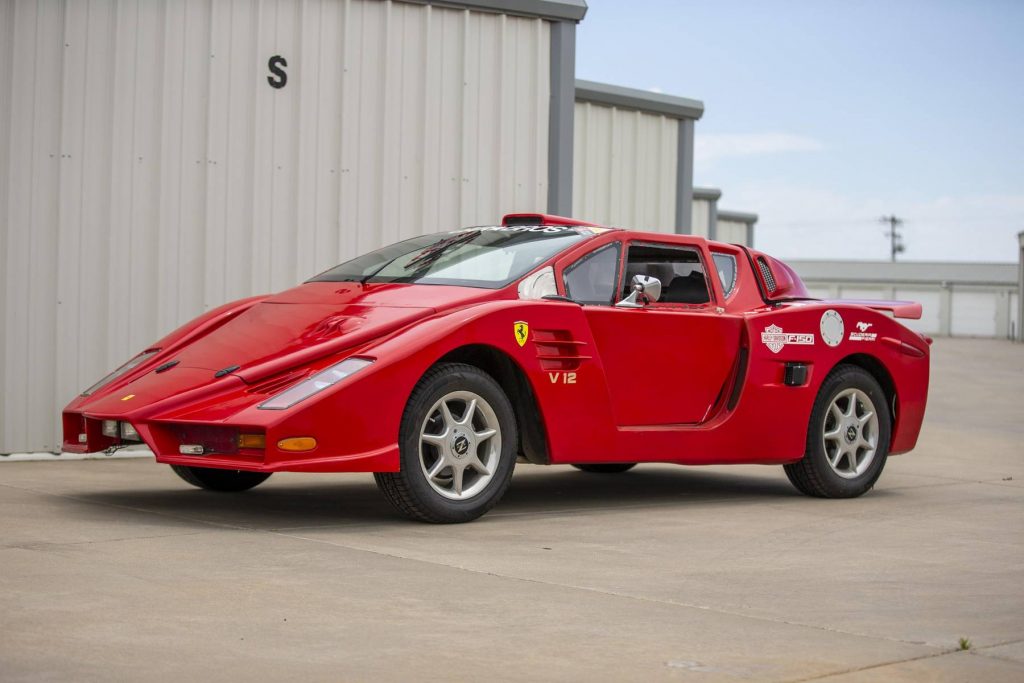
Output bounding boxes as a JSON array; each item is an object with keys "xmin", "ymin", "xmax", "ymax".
[
  {"xmin": 355, "ymin": 230, "xmax": 482, "ymax": 285},
  {"xmin": 403, "ymin": 230, "xmax": 481, "ymax": 272},
  {"xmin": 357, "ymin": 258, "xmax": 397, "ymax": 285}
]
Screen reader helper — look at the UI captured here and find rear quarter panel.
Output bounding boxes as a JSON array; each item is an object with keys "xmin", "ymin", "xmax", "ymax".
[{"xmin": 742, "ymin": 302, "xmax": 930, "ymax": 458}]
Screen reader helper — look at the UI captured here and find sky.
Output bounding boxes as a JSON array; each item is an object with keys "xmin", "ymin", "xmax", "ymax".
[{"xmin": 575, "ymin": 0, "xmax": 1024, "ymax": 262}]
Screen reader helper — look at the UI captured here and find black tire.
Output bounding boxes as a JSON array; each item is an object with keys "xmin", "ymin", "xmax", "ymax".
[
  {"xmin": 170, "ymin": 465, "xmax": 272, "ymax": 492},
  {"xmin": 784, "ymin": 364, "xmax": 891, "ymax": 498},
  {"xmin": 374, "ymin": 363, "xmax": 517, "ymax": 523},
  {"xmin": 572, "ymin": 463, "xmax": 637, "ymax": 474}
]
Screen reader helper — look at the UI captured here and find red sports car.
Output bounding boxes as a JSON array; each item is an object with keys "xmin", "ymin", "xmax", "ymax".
[{"xmin": 63, "ymin": 213, "xmax": 930, "ymax": 522}]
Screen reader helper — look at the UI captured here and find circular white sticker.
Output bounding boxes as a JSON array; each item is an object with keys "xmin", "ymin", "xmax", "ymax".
[{"xmin": 820, "ymin": 309, "xmax": 844, "ymax": 347}]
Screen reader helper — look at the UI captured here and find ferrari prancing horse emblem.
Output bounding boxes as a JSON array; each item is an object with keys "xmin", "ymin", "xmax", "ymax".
[{"xmin": 514, "ymin": 321, "xmax": 529, "ymax": 347}]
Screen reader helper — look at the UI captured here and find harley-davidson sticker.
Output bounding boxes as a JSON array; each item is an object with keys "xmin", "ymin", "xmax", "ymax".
[
  {"xmin": 849, "ymin": 321, "xmax": 877, "ymax": 342},
  {"xmin": 761, "ymin": 324, "xmax": 814, "ymax": 354},
  {"xmin": 513, "ymin": 321, "xmax": 529, "ymax": 347},
  {"xmin": 820, "ymin": 309, "xmax": 845, "ymax": 347}
]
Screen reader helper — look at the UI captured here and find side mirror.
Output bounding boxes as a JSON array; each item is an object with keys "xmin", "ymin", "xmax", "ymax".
[{"xmin": 615, "ymin": 274, "xmax": 662, "ymax": 308}]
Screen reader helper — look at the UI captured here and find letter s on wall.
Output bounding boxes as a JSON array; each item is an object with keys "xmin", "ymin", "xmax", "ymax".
[{"xmin": 267, "ymin": 55, "xmax": 288, "ymax": 89}]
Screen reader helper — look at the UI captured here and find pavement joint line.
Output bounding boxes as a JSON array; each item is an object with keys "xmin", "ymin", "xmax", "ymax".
[
  {"xmin": 971, "ymin": 637, "xmax": 1024, "ymax": 665},
  {"xmin": 789, "ymin": 636, "xmax": 1024, "ymax": 682},
  {"xmin": 3, "ymin": 530, "xmax": 210, "ymax": 552},
  {"xmin": 261, "ymin": 527, "xmax": 951, "ymax": 652},
  {"xmin": 786, "ymin": 647, "xmax": 966, "ymax": 682}
]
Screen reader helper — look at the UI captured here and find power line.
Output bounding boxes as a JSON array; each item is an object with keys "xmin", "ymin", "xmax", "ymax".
[{"xmin": 879, "ymin": 215, "xmax": 905, "ymax": 262}]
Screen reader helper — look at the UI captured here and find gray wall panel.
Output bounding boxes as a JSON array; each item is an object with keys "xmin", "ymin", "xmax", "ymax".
[
  {"xmin": 572, "ymin": 101, "xmax": 678, "ymax": 230},
  {"xmin": 0, "ymin": 0, "xmax": 552, "ymax": 453}
]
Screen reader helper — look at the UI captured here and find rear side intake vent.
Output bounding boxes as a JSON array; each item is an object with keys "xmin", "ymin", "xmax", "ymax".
[{"xmin": 757, "ymin": 257, "xmax": 777, "ymax": 294}]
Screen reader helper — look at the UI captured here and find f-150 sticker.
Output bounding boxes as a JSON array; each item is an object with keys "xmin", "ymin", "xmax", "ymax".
[
  {"xmin": 761, "ymin": 324, "xmax": 814, "ymax": 354},
  {"xmin": 849, "ymin": 321, "xmax": 878, "ymax": 342}
]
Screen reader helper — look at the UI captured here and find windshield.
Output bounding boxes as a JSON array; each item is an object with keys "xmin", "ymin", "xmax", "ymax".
[{"xmin": 310, "ymin": 226, "xmax": 590, "ymax": 288}]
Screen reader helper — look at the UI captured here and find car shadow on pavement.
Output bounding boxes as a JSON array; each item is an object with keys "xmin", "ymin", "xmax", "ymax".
[
  {"xmin": 500, "ymin": 465, "xmax": 799, "ymax": 512},
  {"xmin": 58, "ymin": 464, "xmax": 846, "ymax": 529}
]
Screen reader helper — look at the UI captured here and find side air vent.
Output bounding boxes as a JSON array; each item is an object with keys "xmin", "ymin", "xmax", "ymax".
[
  {"xmin": 531, "ymin": 328, "xmax": 591, "ymax": 371},
  {"xmin": 757, "ymin": 257, "xmax": 777, "ymax": 294}
]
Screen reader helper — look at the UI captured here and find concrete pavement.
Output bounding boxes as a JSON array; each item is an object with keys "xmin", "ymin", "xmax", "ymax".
[{"xmin": 1, "ymin": 338, "xmax": 1022, "ymax": 681}]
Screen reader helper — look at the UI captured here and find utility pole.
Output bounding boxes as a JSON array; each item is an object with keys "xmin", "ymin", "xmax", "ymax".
[{"xmin": 879, "ymin": 215, "xmax": 905, "ymax": 262}]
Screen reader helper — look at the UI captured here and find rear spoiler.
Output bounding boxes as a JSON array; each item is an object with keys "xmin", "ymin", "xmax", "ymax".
[{"xmin": 822, "ymin": 299, "xmax": 922, "ymax": 320}]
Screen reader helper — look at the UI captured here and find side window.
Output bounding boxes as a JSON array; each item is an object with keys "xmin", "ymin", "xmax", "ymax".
[
  {"xmin": 712, "ymin": 253, "xmax": 738, "ymax": 297},
  {"xmin": 563, "ymin": 243, "xmax": 621, "ymax": 305},
  {"xmin": 622, "ymin": 243, "xmax": 711, "ymax": 305}
]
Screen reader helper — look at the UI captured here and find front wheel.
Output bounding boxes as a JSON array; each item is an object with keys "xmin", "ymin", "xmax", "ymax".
[
  {"xmin": 572, "ymin": 463, "xmax": 637, "ymax": 474},
  {"xmin": 375, "ymin": 363, "xmax": 517, "ymax": 523},
  {"xmin": 170, "ymin": 465, "xmax": 272, "ymax": 492},
  {"xmin": 784, "ymin": 364, "xmax": 891, "ymax": 498}
]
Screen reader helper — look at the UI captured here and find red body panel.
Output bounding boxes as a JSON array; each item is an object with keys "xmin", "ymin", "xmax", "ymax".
[{"xmin": 63, "ymin": 224, "xmax": 929, "ymax": 473}]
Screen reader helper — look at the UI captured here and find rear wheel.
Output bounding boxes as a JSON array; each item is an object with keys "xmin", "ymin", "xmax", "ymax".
[
  {"xmin": 375, "ymin": 363, "xmax": 517, "ymax": 523},
  {"xmin": 572, "ymin": 463, "xmax": 637, "ymax": 474},
  {"xmin": 170, "ymin": 465, "xmax": 272, "ymax": 492},
  {"xmin": 784, "ymin": 364, "xmax": 890, "ymax": 498}
]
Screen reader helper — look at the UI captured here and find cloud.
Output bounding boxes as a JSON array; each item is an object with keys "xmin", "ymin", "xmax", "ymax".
[{"xmin": 696, "ymin": 133, "xmax": 825, "ymax": 164}]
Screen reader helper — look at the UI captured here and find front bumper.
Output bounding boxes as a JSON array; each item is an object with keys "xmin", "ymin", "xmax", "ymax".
[{"xmin": 63, "ymin": 412, "xmax": 399, "ymax": 473}]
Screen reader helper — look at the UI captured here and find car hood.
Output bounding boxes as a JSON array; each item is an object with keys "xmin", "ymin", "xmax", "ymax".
[
  {"xmin": 79, "ymin": 282, "xmax": 501, "ymax": 416},
  {"xmin": 172, "ymin": 282, "xmax": 500, "ymax": 381}
]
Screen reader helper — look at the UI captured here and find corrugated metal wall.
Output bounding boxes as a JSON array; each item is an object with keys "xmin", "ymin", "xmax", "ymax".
[
  {"xmin": 0, "ymin": 0, "xmax": 552, "ymax": 453},
  {"xmin": 691, "ymin": 197, "xmax": 711, "ymax": 238},
  {"xmin": 716, "ymin": 218, "xmax": 748, "ymax": 245},
  {"xmin": 572, "ymin": 101, "xmax": 677, "ymax": 231}
]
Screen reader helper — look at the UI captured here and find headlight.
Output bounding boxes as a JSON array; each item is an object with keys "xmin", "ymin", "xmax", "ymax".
[
  {"xmin": 81, "ymin": 350, "xmax": 160, "ymax": 396},
  {"xmin": 258, "ymin": 358, "xmax": 374, "ymax": 410},
  {"xmin": 120, "ymin": 422, "xmax": 141, "ymax": 441}
]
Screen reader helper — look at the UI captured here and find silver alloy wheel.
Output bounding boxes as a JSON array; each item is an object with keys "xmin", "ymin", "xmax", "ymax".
[
  {"xmin": 822, "ymin": 387, "xmax": 879, "ymax": 479},
  {"xmin": 418, "ymin": 390, "xmax": 501, "ymax": 500}
]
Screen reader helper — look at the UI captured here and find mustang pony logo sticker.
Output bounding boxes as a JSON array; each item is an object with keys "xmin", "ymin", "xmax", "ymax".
[
  {"xmin": 849, "ymin": 321, "xmax": 878, "ymax": 342},
  {"xmin": 820, "ymin": 309, "xmax": 845, "ymax": 347},
  {"xmin": 761, "ymin": 324, "xmax": 814, "ymax": 354},
  {"xmin": 514, "ymin": 321, "xmax": 529, "ymax": 347}
]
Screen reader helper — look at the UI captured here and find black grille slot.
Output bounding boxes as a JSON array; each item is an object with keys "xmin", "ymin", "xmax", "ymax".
[{"xmin": 757, "ymin": 257, "xmax": 777, "ymax": 293}]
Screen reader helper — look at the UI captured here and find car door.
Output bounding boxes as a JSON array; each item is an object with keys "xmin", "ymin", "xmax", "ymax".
[{"xmin": 563, "ymin": 239, "xmax": 743, "ymax": 427}]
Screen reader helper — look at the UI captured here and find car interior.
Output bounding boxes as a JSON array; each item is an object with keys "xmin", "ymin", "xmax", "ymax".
[{"xmin": 621, "ymin": 245, "xmax": 712, "ymax": 304}]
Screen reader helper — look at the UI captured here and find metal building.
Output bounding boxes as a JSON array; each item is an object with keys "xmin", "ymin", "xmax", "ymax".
[
  {"xmin": 716, "ymin": 210, "xmax": 757, "ymax": 247},
  {"xmin": 1019, "ymin": 232, "xmax": 1024, "ymax": 341},
  {"xmin": 0, "ymin": 0, "xmax": 587, "ymax": 453},
  {"xmin": 790, "ymin": 260, "xmax": 1020, "ymax": 339},
  {"xmin": 573, "ymin": 80, "xmax": 702, "ymax": 232},
  {"xmin": 690, "ymin": 187, "xmax": 756, "ymax": 247},
  {"xmin": 691, "ymin": 186, "xmax": 720, "ymax": 239}
]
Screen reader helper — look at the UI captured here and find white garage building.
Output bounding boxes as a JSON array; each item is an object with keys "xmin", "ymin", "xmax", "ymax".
[{"xmin": 790, "ymin": 260, "xmax": 1020, "ymax": 339}]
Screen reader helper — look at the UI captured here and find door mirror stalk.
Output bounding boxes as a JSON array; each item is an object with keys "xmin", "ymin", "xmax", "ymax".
[{"xmin": 615, "ymin": 275, "xmax": 661, "ymax": 308}]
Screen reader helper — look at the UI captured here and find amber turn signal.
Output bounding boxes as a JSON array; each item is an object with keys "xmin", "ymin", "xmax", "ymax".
[
  {"xmin": 277, "ymin": 437, "xmax": 317, "ymax": 452},
  {"xmin": 237, "ymin": 433, "xmax": 266, "ymax": 449}
]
